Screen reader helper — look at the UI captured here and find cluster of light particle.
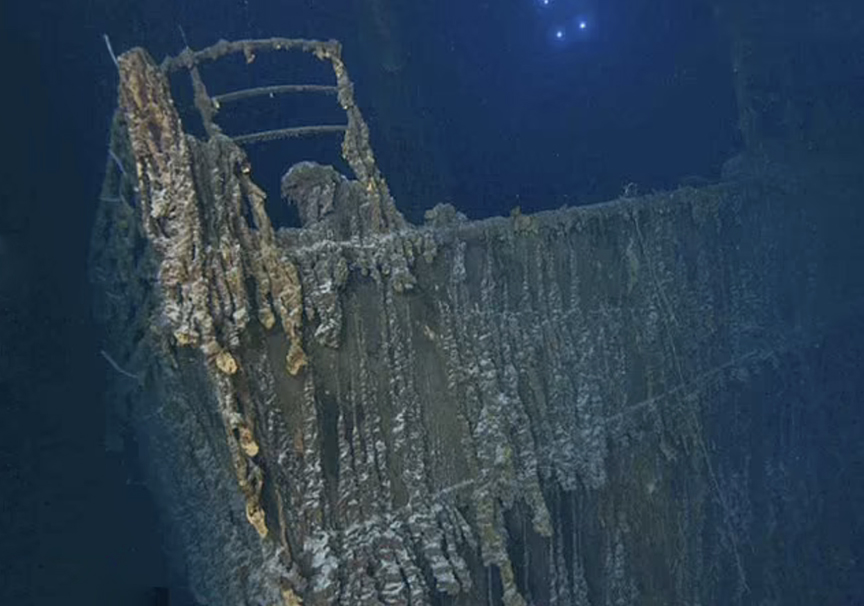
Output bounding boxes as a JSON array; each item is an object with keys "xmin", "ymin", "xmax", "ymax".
[{"xmin": 535, "ymin": 0, "xmax": 592, "ymax": 46}]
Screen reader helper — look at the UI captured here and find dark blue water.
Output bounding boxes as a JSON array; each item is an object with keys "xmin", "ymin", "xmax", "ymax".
[{"xmin": 1, "ymin": 0, "xmax": 862, "ymax": 604}]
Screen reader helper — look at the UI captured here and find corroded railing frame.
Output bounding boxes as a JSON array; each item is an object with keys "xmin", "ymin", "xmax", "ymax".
[{"xmin": 160, "ymin": 37, "xmax": 404, "ymax": 233}]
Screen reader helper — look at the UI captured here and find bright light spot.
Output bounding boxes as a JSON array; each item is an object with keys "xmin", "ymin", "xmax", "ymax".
[
  {"xmin": 579, "ymin": 20, "xmax": 587, "ymax": 29},
  {"xmin": 555, "ymin": 29, "xmax": 564, "ymax": 39}
]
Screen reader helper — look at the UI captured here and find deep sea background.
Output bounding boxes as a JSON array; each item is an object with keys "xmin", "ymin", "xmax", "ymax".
[{"xmin": 0, "ymin": 0, "xmax": 859, "ymax": 603}]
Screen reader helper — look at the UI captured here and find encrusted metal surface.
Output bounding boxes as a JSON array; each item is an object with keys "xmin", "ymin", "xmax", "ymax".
[{"xmin": 90, "ymin": 39, "xmax": 864, "ymax": 606}]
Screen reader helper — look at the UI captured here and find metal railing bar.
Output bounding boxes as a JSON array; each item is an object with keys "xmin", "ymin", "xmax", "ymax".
[
  {"xmin": 214, "ymin": 84, "xmax": 339, "ymax": 105},
  {"xmin": 161, "ymin": 37, "xmax": 340, "ymax": 73},
  {"xmin": 231, "ymin": 124, "xmax": 347, "ymax": 145}
]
